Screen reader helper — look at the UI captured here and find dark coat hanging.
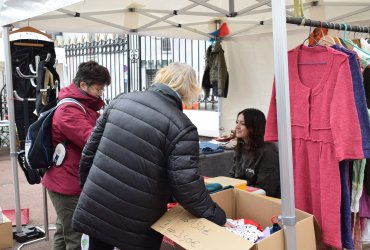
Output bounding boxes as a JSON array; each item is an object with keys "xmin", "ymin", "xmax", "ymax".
[{"xmin": 202, "ymin": 41, "xmax": 229, "ymax": 98}]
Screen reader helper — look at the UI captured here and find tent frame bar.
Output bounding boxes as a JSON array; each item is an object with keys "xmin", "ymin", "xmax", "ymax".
[
  {"xmin": 322, "ymin": 2, "xmax": 370, "ymax": 7},
  {"xmin": 188, "ymin": 0, "xmax": 229, "ymax": 15},
  {"xmin": 238, "ymin": 0, "xmax": 271, "ymax": 15},
  {"xmin": 328, "ymin": 6, "xmax": 370, "ymax": 23},
  {"xmin": 136, "ymin": 1, "xmax": 203, "ymax": 31},
  {"xmin": 58, "ymin": 8, "xmax": 131, "ymax": 32}
]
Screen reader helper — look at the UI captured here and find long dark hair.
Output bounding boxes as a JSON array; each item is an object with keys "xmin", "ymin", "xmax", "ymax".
[{"xmin": 235, "ymin": 108, "xmax": 267, "ymax": 159}]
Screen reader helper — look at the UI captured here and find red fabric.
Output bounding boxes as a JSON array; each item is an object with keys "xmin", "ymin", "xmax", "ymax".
[
  {"xmin": 162, "ymin": 236, "xmax": 175, "ymax": 246},
  {"xmin": 242, "ymin": 218, "xmax": 263, "ymax": 231},
  {"xmin": 167, "ymin": 203, "xmax": 178, "ymax": 210},
  {"xmin": 265, "ymin": 45, "xmax": 363, "ymax": 248},
  {"xmin": 218, "ymin": 23, "xmax": 230, "ymax": 37},
  {"xmin": 42, "ymin": 83, "xmax": 104, "ymax": 195},
  {"xmin": 308, "ymin": 27, "xmax": 328, "ymax": 46}
]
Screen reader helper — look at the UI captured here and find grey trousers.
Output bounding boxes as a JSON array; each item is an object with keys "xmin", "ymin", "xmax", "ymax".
[{"xmin": 48, "ymin": 190, "xmax": 82, "ymax": 250}]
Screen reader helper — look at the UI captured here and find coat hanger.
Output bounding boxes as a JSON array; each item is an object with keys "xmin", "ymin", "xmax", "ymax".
[
  {"xmin": 10, "ymin": 26, "xmax": 52, "ymax": 40},
  {"xmin": 317, "ymin": 22, "xmax": 336, "ymax": 46},
  {"xmin": 299, "ymin": 23, "xmax": 327, "ymax": 65},
  {"xmin": 29, "ymin": 53, "xmax": 51, "ymax": 74},
  {"xmin": 13, "ymin": 90, "xmax": 36, "ymax": 102},
  {"xmin": 366, "ymin": 27, "xmax": 370, "ymax": 44},
  {"xmin": 302, "ymin": 24, "xmax": 317, "ymax": 45},
  {"xmin": 10, "ymin": 25, "xmax": 51, "ymax": 47},
  {"xmin": 304, "ymin": 20, "xmax": 327, "ymax": 47},
  {"xmin": 16, "ymin": 55, "xmax": 40, "ymax": 81},
  {"xmin": 352, "ymin": 30, "xmax": 362, "ymax": 48},
  {"xmin": 359, "ymin": 27, "xmax": 370, "ymax": 54},
  {"xmin": 333, "ymin": 24, "xmax": 343, "ymax": 46},
  {"xmin": 343, "ymin": 24, "xmax": 370, "ymax": 56}
]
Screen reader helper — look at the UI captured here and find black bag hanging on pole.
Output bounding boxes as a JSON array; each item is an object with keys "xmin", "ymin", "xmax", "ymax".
[{"xmin": 17, "ymin": 151, "xmax": 46, "ymax": 185}]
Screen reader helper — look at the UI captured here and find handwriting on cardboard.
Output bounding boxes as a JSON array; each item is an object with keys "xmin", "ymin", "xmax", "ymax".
[{"xmin": 151, "ymin": 205, "xmax": 253, "ymax": 250}]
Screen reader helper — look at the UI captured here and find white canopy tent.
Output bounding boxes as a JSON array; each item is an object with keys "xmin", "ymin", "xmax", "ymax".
[
  {"xmin": 2, "ymin": 0, "xmax": 370, "ymax": 249},
  {"xmin": 2, "ymin": 0, "xmax": 370, "ymax": 39}
]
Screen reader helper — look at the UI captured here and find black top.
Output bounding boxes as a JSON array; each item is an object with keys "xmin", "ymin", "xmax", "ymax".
[
  {"xmin": 229, "ymin": 143, "xmax": 281, "ymax": 198},
  {"xmin": 363, "ymin": 67, "xmax": 370, "ymax": 108},
  {"xmin": 73, "ymin": 83, "xmax": 226, "ymax": 250}
]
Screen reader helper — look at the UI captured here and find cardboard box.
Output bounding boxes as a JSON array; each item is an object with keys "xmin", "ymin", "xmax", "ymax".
[
  {"xmin": 153, "ymin": 188, "xmax": 316, "ymax": 250},
  {"xmin": 0, "ymin": 214, "xmax": 13, "ymax": 249}
]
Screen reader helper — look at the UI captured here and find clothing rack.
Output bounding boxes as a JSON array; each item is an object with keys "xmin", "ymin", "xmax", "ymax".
[
  {"xmin": 3, "ymin": 29, "xmax": 55, "ymax": 247},
  {"xmin": 285, "ymin": 15, "xmax": 370, "ymax": 249},
  {"xmin": 286, "ymin": 16, "xmax": 370, "ymax": 33}
]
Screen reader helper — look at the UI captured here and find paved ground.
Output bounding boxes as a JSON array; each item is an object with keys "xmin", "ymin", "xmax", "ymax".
[
  {"xmin": 3, "ymin": 147, "xmax": 370, "ymax": 250},
  {"xmin": 0, "ymin": 148, "xmax": 175, "ymax": 250},
  {"xmin": 0, "ymin": 148, "xmax": 56, "ymax": 249}
]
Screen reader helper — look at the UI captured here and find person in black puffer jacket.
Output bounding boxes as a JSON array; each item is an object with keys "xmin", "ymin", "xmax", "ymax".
[{"xmin": 72, "ymin": 62, "xmax": 226, "ymax": 250}]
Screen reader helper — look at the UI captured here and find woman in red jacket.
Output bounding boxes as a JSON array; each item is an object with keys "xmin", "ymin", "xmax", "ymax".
[{"xmin": 42, "ymin": 61, "xmax": 111, "ymax": 250}]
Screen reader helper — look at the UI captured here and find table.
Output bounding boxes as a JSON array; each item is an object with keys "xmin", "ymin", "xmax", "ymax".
[{"xmin": 198, "ymin": 150, "xmax": 234, "ymax": 177}]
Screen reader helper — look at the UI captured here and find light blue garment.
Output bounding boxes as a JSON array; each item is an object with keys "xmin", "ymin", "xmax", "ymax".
[{"xmin": 199, "ymin": 141, "xmax": 224, "ymax": 154}]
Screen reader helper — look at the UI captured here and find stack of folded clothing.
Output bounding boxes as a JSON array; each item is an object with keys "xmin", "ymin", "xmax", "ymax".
[{"xmin": 199, "ymin": 141, "xmax": 224, "ymax": 154}]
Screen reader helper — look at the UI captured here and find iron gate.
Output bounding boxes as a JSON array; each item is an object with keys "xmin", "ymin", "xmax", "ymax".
[{"xmin": 65, "ymin": 34, "xmax": 218, "ymax": 110}]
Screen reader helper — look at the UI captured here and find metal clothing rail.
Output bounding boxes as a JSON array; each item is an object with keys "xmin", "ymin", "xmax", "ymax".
[{"xmin": 286, "ymin": 16, "xmax": 370, "ymax": 33}]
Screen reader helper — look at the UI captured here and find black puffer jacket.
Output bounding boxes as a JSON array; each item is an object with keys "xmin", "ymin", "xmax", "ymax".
[{"xmin": 72, "ymin": 84, "xmax": 226, "ymax": 250}]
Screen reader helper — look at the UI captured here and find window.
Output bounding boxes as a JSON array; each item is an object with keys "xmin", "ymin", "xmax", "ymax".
[{"xmin": 161, "ymin": 38, "xmax": 171, "ymax": 51}]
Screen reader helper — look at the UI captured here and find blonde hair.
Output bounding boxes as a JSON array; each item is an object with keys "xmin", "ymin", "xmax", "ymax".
[{"xmin": 153, "ymin": 62, "xmax": 200, "ymax": 104}]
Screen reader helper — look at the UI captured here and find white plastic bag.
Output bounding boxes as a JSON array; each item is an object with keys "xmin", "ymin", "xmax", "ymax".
[{"xmin": 81, "ymin": 234, "xmax": 89, "ymax": 250}]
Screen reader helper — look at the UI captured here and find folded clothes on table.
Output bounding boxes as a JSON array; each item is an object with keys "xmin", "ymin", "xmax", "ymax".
[{"xmin": 199, "ymin": 141, "xmax": 224, "ymax": 154}]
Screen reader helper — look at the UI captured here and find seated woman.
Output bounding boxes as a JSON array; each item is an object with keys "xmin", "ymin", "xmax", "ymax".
[{"xmin": 229, "ymin": 108, "xmax": 281, "ymax": 198}]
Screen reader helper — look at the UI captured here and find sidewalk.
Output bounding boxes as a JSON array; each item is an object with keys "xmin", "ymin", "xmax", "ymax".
[
  {"xmin": 0, "ymin": 148, "xmax": 175, "ymax": 250},
  {"xmin": 0, "ymin": 148, "xmax": 56, "ymax": 249}
]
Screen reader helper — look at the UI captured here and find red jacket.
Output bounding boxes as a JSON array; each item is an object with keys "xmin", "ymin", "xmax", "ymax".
[{"xmin": 42, "ymin": 83, "xmax": 104, "ymax": 195}]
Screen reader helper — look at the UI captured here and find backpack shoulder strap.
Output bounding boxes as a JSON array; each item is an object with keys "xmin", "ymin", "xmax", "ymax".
[{"xmin": 57, "ymin": 98, "xmax": 86, "ymax": 114}]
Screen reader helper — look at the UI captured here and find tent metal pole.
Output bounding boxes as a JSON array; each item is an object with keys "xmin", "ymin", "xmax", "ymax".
[
  {"xmin": 271, "ymin": 1, "xmax": 296, "ymax": 250},
  {"xmin": 229, "ymin": 0, "xmax": 234, "ymax": 14},
  {"xmin": 2, "ymin": 25, "xmax": 22, "ymax": 232}
]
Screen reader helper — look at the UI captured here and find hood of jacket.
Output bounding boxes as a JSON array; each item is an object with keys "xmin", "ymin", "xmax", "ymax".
[
  {"xmin": 148, "ymin": 83, "xmax": 183, "ymax": 111},
  {"xmin": 59, "ymin": 83, "xmax": 105, "ymax": 111}
]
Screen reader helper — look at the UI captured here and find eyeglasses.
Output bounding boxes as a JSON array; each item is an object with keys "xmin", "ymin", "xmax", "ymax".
[
  {"xmin": 92, "ymin": 86, "xmax": 105, "ymax": 93},
  {"xmin": 89, "ymin": 85, "xmax": 105, "ymax": 94}
]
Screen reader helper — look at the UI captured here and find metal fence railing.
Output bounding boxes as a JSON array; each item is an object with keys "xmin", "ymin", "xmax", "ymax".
[
  {"xmin": 65, "ymin": 34, "xmax": 218, "ymax": 110},
  {"xmin": 0, "ymin": 70, "xmax": 7, "ymax": 120}
]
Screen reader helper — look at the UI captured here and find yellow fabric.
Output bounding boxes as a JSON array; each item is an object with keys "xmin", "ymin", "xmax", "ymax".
[{"xmin": 294, "ymin": 0, "xmax": 304, "ymax": 17}]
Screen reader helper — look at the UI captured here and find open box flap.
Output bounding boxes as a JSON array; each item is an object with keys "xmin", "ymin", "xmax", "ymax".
[{"xmin": 152, "ymin": 205, "xmax": 254, "ymax": 250}]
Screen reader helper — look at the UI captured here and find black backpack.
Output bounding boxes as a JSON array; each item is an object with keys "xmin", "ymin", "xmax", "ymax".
[{"xmin": 25, "ymin": 98, "xmax": 86, "ymax": 169}]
